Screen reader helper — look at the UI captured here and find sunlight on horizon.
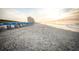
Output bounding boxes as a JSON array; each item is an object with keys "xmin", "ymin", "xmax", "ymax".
[{"xmin": 37, "ymin": 8, "xmax": 67, "ymax": 20}]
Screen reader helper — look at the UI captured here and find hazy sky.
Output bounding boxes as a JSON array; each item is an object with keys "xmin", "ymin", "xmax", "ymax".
[{"xmin": 0, "ymin": 8, "xmax": 74, "ymax": 21}]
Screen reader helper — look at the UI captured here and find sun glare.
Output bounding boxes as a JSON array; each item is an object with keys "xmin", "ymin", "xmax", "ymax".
[{"xmin": 39, "ymin": 9, "xmax": 67, "ymax": 20}]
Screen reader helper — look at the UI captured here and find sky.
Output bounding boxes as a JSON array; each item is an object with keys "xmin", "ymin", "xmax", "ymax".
[{"xmin": 0, "ymin": 8, "xmax": 75, "ymax": 22}]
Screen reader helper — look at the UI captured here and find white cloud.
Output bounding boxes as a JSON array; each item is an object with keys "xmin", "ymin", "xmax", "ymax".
[{"xmin": 0, "ymin": 8, "xmax": 28, "ymax": 21}]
